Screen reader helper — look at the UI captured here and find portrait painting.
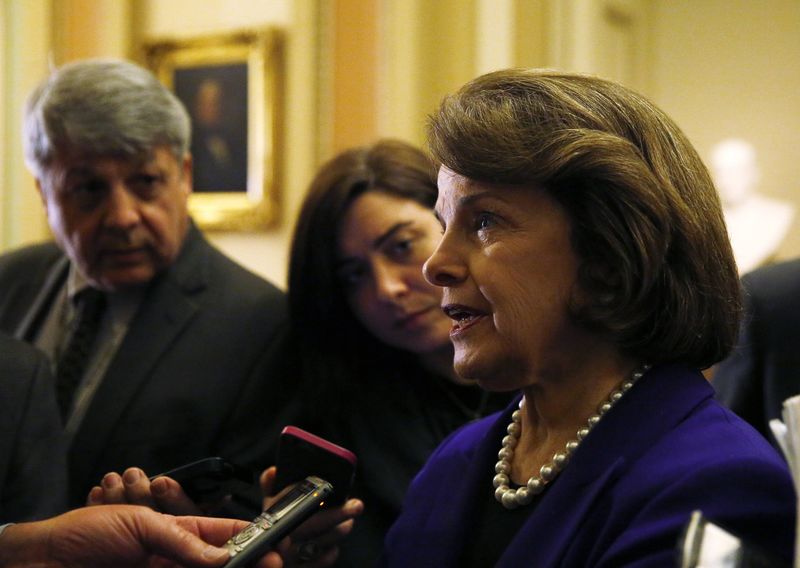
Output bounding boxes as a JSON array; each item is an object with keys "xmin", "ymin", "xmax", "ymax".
[
  {"xmin": 144, "ymin": 29, "xmax": 283, "ymax": 230},
  {"xmin": 174, "ymin": 63, "xmax": 249, "ymax": 193}
]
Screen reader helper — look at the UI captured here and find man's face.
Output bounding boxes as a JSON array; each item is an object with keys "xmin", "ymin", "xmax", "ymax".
[{"xmin": 37, "ymin": 146, "xmax": 192, "ymax": 291}]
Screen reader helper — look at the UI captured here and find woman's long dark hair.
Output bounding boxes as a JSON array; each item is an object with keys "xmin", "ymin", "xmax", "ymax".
[{"xmin": 288, "ymin": 139, "xmax": 438, "ymax": 413}]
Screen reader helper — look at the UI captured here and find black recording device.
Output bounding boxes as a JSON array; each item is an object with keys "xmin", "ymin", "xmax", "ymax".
[{"xmin": 223, "ymin": 476, "xmax": 333, "ymax": 568}]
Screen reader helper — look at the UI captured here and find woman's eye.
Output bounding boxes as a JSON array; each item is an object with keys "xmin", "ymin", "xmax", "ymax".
[
  {"xmin": 390, "ymin": 239, "xmax": 413, "ymax": 255},
  {"xmin": 476, "ymin": 212, "xmax": 495, "ymax": 230}
]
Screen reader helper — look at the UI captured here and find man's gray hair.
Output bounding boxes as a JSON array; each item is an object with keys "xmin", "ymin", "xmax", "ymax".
[{"xmin": 23, "ymin": 58, "xmax": 191, "ymax": 177}]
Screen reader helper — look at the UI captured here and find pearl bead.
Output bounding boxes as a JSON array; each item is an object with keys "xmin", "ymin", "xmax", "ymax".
[
  {"xmin": 527, "ymin": 477, "xmax": 544, "ymax": 494},
  {"xmin": 515, "ymin": 487, "xmax": 533, "ymax": 505},
  {"xmin": 501, "ymin": 491, "xmax": 520, "ymax": 509},
  {"xmin": 492, "ymin": 364, "xmax": 649, "ymax": 509},
  {"xmin": 493, "ymin": 473, "xmax": 510, "ymax": 487}
]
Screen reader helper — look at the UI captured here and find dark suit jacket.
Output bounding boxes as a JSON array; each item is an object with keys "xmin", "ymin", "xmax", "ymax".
[
  {"xmin": 0, "ymin": 224, "xmax": 293, "ymax": 507},
  {"xmin": 382, "ymin": 365, "xmax": 795, "ymax": 567},
  {"xmin": 0, "ymin": 332, "xmax": 67, "ymax": 522},
  {"xmin": 714, "ymin": 259, "xmax": 800, "ymax": 445}
]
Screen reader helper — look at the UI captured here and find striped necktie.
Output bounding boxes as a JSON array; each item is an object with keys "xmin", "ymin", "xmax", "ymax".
[{"xmin": 55, "ymin": 288, "xmax": 106, "ymax": 421}]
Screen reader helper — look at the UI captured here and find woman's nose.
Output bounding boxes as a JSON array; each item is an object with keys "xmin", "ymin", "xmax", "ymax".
[
  {"xmin": 374, "ymin": 263, "xmax": 410, "ymax": 302},
  {"xmin": 423, "ymin": 236, "xmax": 467, "ymax": 287}
]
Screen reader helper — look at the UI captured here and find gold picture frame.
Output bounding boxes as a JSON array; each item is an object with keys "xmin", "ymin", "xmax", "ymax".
[{"xmin": 143, "ymin": 29, "xmax": 283, "ymax": 231}]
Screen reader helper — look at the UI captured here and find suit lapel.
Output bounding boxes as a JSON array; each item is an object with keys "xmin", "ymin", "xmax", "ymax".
[
  {"xmin": 68, "ymin": 227, "xmax": 210, "ymax": 483},
  {"xmin": 14, "ymin": 256, "xmax": 69, "ymax": 341}
]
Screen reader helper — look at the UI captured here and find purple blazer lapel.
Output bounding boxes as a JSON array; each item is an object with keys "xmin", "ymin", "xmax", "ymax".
[
  {"xmin": 427, "ymin": 407, "xmax": 518, "ymax": 566},
  {"xmin": 405, "ymin": 398, "xmax": 628, "ymax": 567},
  {"xmin": 498, "ymin": 457, "xmax": 626, "ymax": 566},
  {"xmin": 497, "ymin": 365, "xmax": 714, "ymax": 566},
  {"xmin": 385, "ymin": 365, "xmax": 715, "ymax": 567}
]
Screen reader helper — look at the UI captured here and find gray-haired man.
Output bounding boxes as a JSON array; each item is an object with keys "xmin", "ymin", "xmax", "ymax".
[{"xmin": 0, "ymin": 59, "xmax": 295, "ymax": 509}]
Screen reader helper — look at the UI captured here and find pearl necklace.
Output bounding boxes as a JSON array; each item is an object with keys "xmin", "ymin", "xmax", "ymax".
[{"xmin": 492, "ymin": 364, "xmax": 651, "ymax": 509}]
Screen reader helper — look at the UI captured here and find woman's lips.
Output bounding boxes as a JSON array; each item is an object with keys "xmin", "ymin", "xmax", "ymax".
[{"xmin": 442, "ymin": 304, "xmax": 486, "ymax": 336}]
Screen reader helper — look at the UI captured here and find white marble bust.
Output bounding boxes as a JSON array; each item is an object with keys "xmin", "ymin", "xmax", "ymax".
[{"xmin": 711, "ymin": 138, "xmax": 795, "ymax": 275}]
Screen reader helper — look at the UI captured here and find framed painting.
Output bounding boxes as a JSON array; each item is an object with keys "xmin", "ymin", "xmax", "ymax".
[{"xmin": 144, "ymin": 29, "xmax": 283, "ymax": 231}]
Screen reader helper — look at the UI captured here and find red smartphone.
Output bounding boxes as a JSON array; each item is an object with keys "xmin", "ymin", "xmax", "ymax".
[{"xmin": 273, "ymin": 426, "xmax": 357, "ymax": 506}]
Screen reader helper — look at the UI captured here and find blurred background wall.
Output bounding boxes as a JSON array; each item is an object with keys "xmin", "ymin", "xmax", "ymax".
[{"xmin": 2, "ymin": 0, "xmax": 798, "ymax": 288}]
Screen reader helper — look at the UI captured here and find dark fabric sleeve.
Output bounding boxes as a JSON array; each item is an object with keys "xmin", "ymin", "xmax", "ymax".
[{"xmin": 0, "ymin": 340, "xmax": 68, "ymax": 522}]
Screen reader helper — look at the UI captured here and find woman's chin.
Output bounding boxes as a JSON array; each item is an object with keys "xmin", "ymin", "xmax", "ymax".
[
  {"xmin": 454, "ymin": 355, "xmax": 525, "ymax": 392},
  {"xmin": 453, "ymin": 357, "xmax": 494, "ymax": 386}
]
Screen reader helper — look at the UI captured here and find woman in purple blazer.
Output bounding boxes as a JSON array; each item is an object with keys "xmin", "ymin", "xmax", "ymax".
[{"xmin": 380, "ymin": 70, "xmax": 795, "ymax": 567}]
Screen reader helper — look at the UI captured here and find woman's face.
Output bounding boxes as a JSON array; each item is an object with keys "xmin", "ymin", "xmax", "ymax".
[
  {"xmin": 423, "ymin": 167, "xmax": 595, "ymax": 390},
  {"xmin": 336, "ymin": 190, "xmax": 453, "ymax": 355}
]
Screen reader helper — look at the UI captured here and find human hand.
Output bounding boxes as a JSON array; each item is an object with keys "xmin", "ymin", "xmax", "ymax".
[
  {"xmin": 259, "ymin": 467, "xmax": 364, "ymax": 567},
  {"xmin": 87, "ymin": 467, "xmax": 202, "ymax": 516},
  {"xmin": 0, "ymin": 504, "xmax": 281, "ymax": 568}
]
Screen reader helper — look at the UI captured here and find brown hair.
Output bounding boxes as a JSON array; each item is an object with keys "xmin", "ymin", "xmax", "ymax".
[
  {"xmin": 288, "ymin": 139, "xmax": 438, "ymax": 397},
  {"xmin": 428, "ymin": 69, "xmax": 741, "ymax": 369}
]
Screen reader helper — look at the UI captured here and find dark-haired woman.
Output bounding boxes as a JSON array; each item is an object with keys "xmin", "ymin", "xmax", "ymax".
[{"xmin": 287, "ymin": 139, "xmax": 513, "ymax": 565}]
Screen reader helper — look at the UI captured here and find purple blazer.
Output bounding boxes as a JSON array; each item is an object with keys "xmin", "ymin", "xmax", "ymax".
[{"xmin": 381, "ymin": 365, "xmax": 795, "ymax": 567}]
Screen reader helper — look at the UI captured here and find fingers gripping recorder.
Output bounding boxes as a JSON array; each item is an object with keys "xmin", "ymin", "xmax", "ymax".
[
  {"xmin": 224, "ymin": 476, "xmax": 333, "ymax": 568},
  {"xmin": 223, "ymin": 427, "xmax": 357, "ymax": 567}
]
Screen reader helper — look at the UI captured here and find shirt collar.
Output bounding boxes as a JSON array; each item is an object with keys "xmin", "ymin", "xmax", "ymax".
[{"xmin": 66, "ymin": 264, "xmax": 93, "ymax": 303}]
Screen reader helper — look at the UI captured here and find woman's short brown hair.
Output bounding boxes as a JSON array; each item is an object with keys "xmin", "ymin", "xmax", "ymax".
[{"xmin": 428, "ymin": 69, "xmax": 741, "ymax": 369}]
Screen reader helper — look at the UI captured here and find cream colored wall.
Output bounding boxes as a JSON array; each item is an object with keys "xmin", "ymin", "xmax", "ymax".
[
  {"xmin": 1, "ymin": 0, "xmax": 132, "ymax": 252},
  {"xmin": 649, "ymin": 0, "xmax": 800, "ymax": 266},
  {"xmin": 138, "ymin": 0, "xmax": 291, "ymax": 36},
  {"xmin": 1, "ymin": 0, "xmax": 52, "ymax": 249},
  {"xmin": 1, "ymin": 3, "xmax": 5, "ymax": 244},
  {"xmin": 547, "ymin": 0, "xmax": 651, "ymax": 90},
  {"xmin": 4, "ymin": 1, "xmax": 799, "ymax": 288},
  {"xmin": 378, "ymin": 0, "xmax": 479, "ymax": 145},
  {"xmin": 1, "ymin": 4, "xmax": 5, "ymax": 243},
  {"xmin": 52, "ymin": 0, "xmax": 131, "ymax": 61}
]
